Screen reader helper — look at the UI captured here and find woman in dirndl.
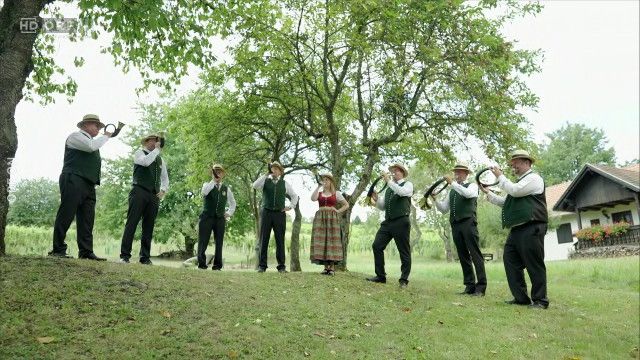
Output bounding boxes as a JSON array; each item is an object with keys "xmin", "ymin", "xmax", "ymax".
[{"xmin": 310, "ymin": 173, "xmax": 349, "ymax": 275}]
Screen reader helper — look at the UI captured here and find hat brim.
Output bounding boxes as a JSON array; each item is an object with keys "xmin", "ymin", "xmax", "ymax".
[
  {"xmin": 77, "ymin": 120, "xmax": 106, "ymax": 129},
  {"xmin": 388, "ymin": 165, "xmax": 408, "ymax": 177},
  {"xmin": 511, "ymin": 156, "xmax": 535, "ymax": 163},
  {"xmin": 451, "ymin": 167, "xmax": 471, "ymax": 172}
]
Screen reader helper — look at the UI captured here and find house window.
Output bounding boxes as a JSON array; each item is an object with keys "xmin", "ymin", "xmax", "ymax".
[
  {"xmin": 556, "ymin": 223, "xmax": 573, "ymax": 244},
  {"xmin": 590, "ymin": 219, "xmax": 600, "ymax": 226},
  {"xmin": 612, "ymin": 210, "xmax": 634, "ymax": 225}
]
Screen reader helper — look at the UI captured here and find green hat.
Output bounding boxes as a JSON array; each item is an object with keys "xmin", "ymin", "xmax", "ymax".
[
  {"xmin": 77, "ymin": 114, "xmax": 105, "ymax": 129},
  {"xmin": 510, "ymin": 149, "xmax": 535, "ymax": 163},
  {"xmin": 388, "ymin": 163, "xmax": 409, "ymax": 177},
  {"xmin": 451, "ymin": 162, "xmax": 471, "ymax": 172}
]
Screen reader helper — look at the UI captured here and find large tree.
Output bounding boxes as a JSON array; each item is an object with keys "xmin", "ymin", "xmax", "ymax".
[
  {"xmin": 0, "ymin": 0, "xmax": 229, "ymax": 255},
  {"xmin": 213, "ymin": 0, "xmax": 542, "ymax": 268},
  {"xmin": 537, "ymin": 123, "xmax": 616, "ymax": 185}
]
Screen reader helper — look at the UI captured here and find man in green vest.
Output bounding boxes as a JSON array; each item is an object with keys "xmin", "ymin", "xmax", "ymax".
[
  {"xmin": 252, "ymin": 161, "xmax": 299, "ymax": 273},
  {"xmin": 367, "ymin": 164, "xmax": 414, "ymax": 288},
  {"xmin": 197, "ymin": 164, "xmax": 236, "ymax": 270},
  {"xmin": 481, "ymin": 150, "xmax": 549, "ymax": 309},
  {"xmin": 49, "ymin": 114, "xmax": 112, "ymax": 260},
  {"xmin": 433, "ymin": 162, "xmax": 487, "ymax": 296},
  {"xmin": 119, "ymin": 133, "xmax": 169, "ymax": 265}
]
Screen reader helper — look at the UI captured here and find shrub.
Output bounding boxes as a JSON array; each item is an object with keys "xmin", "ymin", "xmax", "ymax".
[{"xmin": 575, "ymin": 222, "xmax": 631, "ymax": 243}]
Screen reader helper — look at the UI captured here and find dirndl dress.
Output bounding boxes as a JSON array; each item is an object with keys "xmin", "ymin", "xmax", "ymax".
[{"xmin": 310, "ymin": 192, "xmax": 343, "ymax": 265}]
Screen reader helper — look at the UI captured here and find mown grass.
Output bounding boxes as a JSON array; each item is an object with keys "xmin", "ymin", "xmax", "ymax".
[{"xmin": 1, "ymin": 254, "xmax": 638, "ymax": 359}]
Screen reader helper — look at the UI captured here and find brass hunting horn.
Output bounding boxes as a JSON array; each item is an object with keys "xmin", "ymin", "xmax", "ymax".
[
  {"xmin": 418, "ymin": 177, "xmax": 449, "ymax": 210},
  {"xmin": 104, "ymin": 121, "xmax": 126, "ymax": 137}
]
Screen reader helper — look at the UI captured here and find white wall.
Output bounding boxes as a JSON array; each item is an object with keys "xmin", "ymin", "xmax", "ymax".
[
  {"xmin": 545, "ymin": 214, "xmax": 579, "ymax": 261},
  {"xmin": 544, "ymin": 202, "xmax": 639, "ymax": 261}
]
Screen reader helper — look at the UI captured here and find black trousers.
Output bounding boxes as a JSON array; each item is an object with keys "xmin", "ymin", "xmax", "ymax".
[
  {"xmin": 120, "ymin": 186, "xmax": 159, "ymax": 261},
  {"xmin": 372, "ymin": 216, "xmax": 411, "ymax": 282},
  {"xmin": 52, "ymin": 173, "xmax": 97, "ymax": 257},
  {"xmin": 452, "ymin": 217, "xmax": 487, "ymax": 293},
  {"xmin": 504, "ymin": 221, "xmax": 549, "ymax": 305},
  {"xmin": 258, "ymin": 209, "xmax": 286, "ymax": 271},
  {"xmin": 197, "ymin": 213, "xmax": 226, "ymax": 269}
]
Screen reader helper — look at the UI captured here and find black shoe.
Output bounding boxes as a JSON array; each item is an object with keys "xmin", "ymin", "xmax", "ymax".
[
  {"xmin": 278, "ymin": 269, "xmax": 288, "ymax": 273},
  {"xmin": 197, "ymin": 265, "xmax": 208, "ymax": 269},
  {"xmin": 256, "ymin": 268, "xmax": 266, "ymax": 273},
  {"xmin": 470, "ymin": 292, "xmax": 485, "ymax": 297},
  {"xmin": 78, "ymin": 253, "xmax": 106, "ymax": 261},
  {"xmin": 139, "ymin": 259, "xmax": 153, "ymax": 265},
  {"xmin": 458, "ymin": 288, "xmax": 475, "ymax": 295},
  {"xmin": 119, "ymin": 258, "xmax": 130, "ymax": 264},
  {"xmin": 529, "ymin": 302, "xmax": 549, "ymax": 309},
  {"xmin": 212, "ymin": 267, "xmax": 222, "ymax": 271},
  {"xmin": 504, "ymin": 299, "xmax": 531, "ymax": 306},
  {"xmin": 48, "ymin": 251, "xmax": 72, "ymax": 258},
  {"xmin": 366, "ymin": 276, "xmax": 386, "ymax": 283},
  {"xmin": 398, "ymin": 280, "xmax": 408, "ymax": 289}
]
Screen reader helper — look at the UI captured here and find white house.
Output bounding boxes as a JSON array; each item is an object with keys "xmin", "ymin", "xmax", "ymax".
[{"xmin": 543, "ymin": 163, "xmax": 640, "ymax": 261}]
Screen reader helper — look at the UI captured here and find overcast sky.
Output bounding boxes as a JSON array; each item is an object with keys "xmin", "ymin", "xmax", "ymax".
[{"xmin": 8, "ymin": 1, "xmax": 639, "ymax": 219}]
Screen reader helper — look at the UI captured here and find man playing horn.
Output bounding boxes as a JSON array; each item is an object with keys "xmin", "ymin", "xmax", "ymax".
[
  {"xmin": 119, "ymin": 133, "xmax": 169, "ymax": 265},
  {"xmin": 252, "ymin": 161, "xmax": 299, "ymax": 273},
  {"xmin": 481, "ymin": 150, "xmax": 549, "ymax": 309},
  {"xmin": 49, "ymin": 114, "xmax": 113, "ymax": 260},
  {"xmin": 366, "ymin": 164, "xmax": 414, "ymax": 288},
  {"xmin": 433, "ymin": 162, "xmax": 487, "ymax": 296}
]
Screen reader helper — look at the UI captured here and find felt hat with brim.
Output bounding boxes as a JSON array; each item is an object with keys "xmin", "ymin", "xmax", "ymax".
[
  {"xmin": 510, "ymin": 149, "xmax": 535, "ymax": 163},
  {"xmin": 141, "ymin": 134, "xmax": 161, "ymax": 145},
  {"xmin": 388, "ymin": 163, "xmax": 409, "ymax": 177},
  {"xmin": 320, "ymin": 173, "xmax": 335, "ymax": 184},
  {"xmin": 77, "ymin": 114, "xmax": 105, "ymax": 129},
  {"xmin": 451, "ymin": 162, "xmax": 471, "ymax": 172},
  {"xmin": 211, "ymin": 163, "xmax": 226, "ymax": 174},
  {"xmin": 270, "ymin": 161, "xmax": 285, "ymax": 173}
]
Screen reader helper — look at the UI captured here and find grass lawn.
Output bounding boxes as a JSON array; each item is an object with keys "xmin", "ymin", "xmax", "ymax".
[{"xmin": 1, "ymin": 254, "xmax": 638, "ymax": 359}]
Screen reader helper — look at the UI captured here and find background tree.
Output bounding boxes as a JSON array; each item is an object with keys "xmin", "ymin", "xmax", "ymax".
[
  {"xmin": 537, "ymin": 123, "xmax": 616, "ymax": 185},
  {"xmin": 212, "ymin": 0, "xmax": 543, "ymax": 268},
  {"xmin": 7, "ymin": 178, "xmax": 59, "ymax": 227}
]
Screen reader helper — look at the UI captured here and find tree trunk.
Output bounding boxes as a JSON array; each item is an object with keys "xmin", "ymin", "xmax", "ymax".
[
  {"xmin": 184, "ymin": 236, "xmax": 195, "ymax": 258},
  {"xmin": 409, "ymin": 204, "xmax": 422, "ymax": 249},
  {"xmin": 0, "ymin": 0, "xmax": 53, "ymax": 256},
  {"xmin": 439, "ymin": 230, "xmax": 454, "ymax": 262},
  {"xmin": 289, "ymin": 201, "xmax": 302, "ymax": 271},
  {"xmin": 252, "ymin": 188, "xmax": 261, "ymax": 270}
]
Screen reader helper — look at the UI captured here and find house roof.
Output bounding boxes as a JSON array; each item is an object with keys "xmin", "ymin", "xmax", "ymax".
[
  {"xmin": 552, "ymin": 163, "xmax": 640, "ymax": 212},
  {"xmin": 545, "ymin": 181, "xmax": 573, "ymax": 217}
]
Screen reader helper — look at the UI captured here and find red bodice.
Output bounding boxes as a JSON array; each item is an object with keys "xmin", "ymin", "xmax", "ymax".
[{"xmin": 318, "ymin": 192, "xmax": 337, "ymax": 207}]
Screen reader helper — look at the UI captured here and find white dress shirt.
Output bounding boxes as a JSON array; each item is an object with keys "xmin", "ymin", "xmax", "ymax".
[
  {"xmin": 435, "ymin": 182, "xmax": 479, "ymax": 213},
  {"xmin": 201, "ymin": 181, "xmax": 237, "ymax": 217},
  {"xmin": 375, "ymin": 179, "xmax": 414, "ymax": 210},
  {"xmin": 252, "ymin": 174, "xmax": 299, "ymax": 208},
  {"xmin": 66, "ymin": 130, "xmax": 109, "ymax": 152},
  {"xmin": 133, "ymin": 148, "xmax": 169, "ymax": 193},
  {"xmin": 486, "ymin": 169, "xmax": 544, "ymax": 207}
]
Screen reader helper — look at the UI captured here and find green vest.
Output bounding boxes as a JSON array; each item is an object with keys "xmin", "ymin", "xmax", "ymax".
[
  {"xmin": 203, "ymin": 183, "xmax": 228, "ymax": 217},
  {"xmin": 132, "ymin": 150, "xmax": 162, "ymax": 193},
  {"xmin": 449, "ymin": 183, "xmax": 477, "ymax": 223},
  {"xmin": 262, "ymin": 177, "xmax": 286, "ymax": 210},
  {"xmin": 61, "ymin": 134, "xmax": 102, "ymax": 185},
  {"xmin": 502, "ymin": 172, "xmax": 548, "ymax": 229},
  {"xmin": 384, "ymin": 181, "xmax": 411, "ymax": 220}
]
